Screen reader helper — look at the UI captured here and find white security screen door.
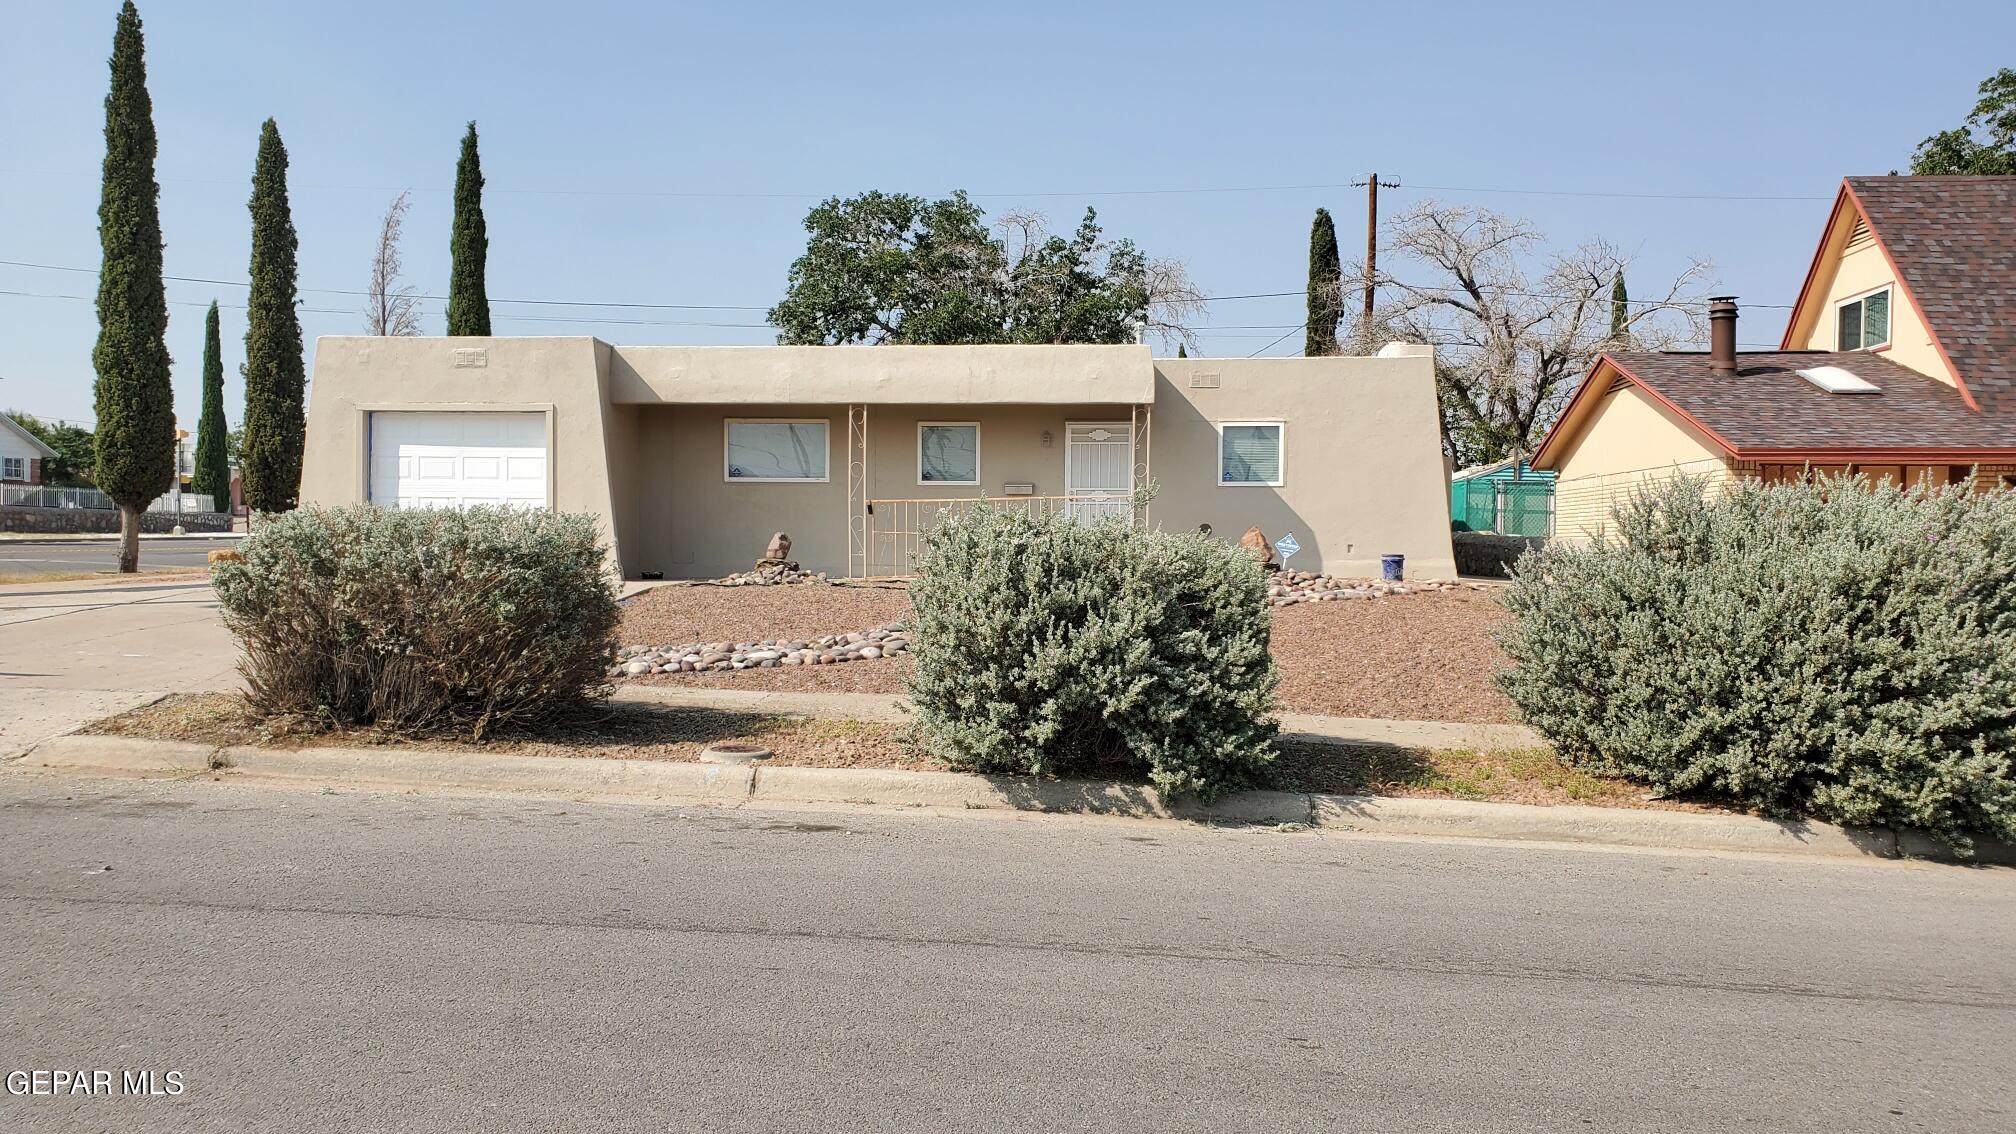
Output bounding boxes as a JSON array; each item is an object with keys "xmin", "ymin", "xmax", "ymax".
[
  {"xmin": 1065, "ymin": 422, "xmax": 1132, "ymax": 523},
  {"xmin": 368, "ymin": 411, "xmax": 548, "ymax": 509}
]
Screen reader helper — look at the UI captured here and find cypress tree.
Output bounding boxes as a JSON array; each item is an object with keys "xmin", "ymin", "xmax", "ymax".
[
  {"xmin": 1177, "ymin": 343, "xmax": 1187, "ymax": 358},
  {"xmin": 191, "ymin": 300, "xmax": 231, "ymax": 504},
  {"xmin": 1305, "ymin": 207, "xmax": 1343, "ymax": 356},
  {"xmin": 92, "ymin": 1, "xmax": 174, "ymax": 573},
  {"xmin": 241, "ymin": 119, "xmax": 305, "ymax": 514},
  {"xmin": 446, "ymin": 121, "xmax": 491, "ymax": 335},
  {"xmin": 1610, "ymin": 272, "xmax": 1629, "ymax": 341}
]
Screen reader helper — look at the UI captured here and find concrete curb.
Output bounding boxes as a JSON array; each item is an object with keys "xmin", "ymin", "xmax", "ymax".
[
  {"xmin": 13, "ymin": 733, "xmax": 2012, "ymax": 864},
  {"xmin": 219, "ymin": 745, "xmax": 754, "ymax": 801},
  {"xmin": 16, "ymin": 734, "xmax": 215, "ymax": 776},
  {"xmin": 1309, "ymin": 794, "xmax": 1906, "ymax": 860}
]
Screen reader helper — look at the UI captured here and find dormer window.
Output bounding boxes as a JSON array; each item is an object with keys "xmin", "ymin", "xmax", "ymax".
[{"xmin": 1836, "ymin": 287, "xmax": 1890, "ymax": 351}]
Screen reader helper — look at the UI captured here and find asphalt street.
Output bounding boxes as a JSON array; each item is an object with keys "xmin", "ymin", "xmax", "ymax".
[
  {"xmin": 1, "ymin": 775, "xmax": 2011, "ymax": 1133},
  {"xmin": 0, "ymin": 536, "xmax": 239, "ymax": 577}
]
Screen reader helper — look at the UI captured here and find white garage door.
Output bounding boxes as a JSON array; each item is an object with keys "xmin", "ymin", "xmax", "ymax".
[{"xmin": 368, "ymin": 412, "xmax": 548, "ymax": 510}]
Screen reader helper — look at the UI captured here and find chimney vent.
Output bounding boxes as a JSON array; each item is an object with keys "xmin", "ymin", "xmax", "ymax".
[{"xmin": 1708, "ymin": 297, "xmax": 1738, "ymax": 375}]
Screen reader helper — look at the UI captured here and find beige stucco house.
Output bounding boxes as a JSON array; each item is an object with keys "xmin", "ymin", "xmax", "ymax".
[
  {"xmin": 1535, "ymin": 176, "xmax": 2016, "ymax": 539},
  {"xmin": 299, "ymin": 339, "xmax": 1458, "ymax": 580}
]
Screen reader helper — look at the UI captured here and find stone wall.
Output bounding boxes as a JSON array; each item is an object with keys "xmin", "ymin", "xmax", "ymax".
[
  {"xmin": 0, "ymin": 506, "xmax": 233, "ymax": 534},
  {"xmin": 1453, "ymin": 530, "xmax": 1545, "ymax": 578}
]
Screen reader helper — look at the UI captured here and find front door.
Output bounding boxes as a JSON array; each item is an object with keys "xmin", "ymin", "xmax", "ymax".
[{"xmin": 1065, "ymin": 422, "xmax": 1132, "ymax": 524}]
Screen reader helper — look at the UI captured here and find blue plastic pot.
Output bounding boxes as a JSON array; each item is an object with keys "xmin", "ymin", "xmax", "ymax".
[{"xmin": 1380, "ymin": 553, "xmax": 1405, "ymax": 581}]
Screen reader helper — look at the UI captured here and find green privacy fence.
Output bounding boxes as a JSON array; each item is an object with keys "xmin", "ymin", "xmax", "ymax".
[{"xmin": 1455, "ymin": 479, "xmax": 1554, "ymax": 537}]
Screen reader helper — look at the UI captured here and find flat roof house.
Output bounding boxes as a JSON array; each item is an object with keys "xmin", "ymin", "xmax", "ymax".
[
  {"xmin": 299, "ymin": 339, "xmax": 1458, "ymax": 580},
  {"xmin": 1534, "ymin": 176, "xmax": 2016, "ymax": 539}
]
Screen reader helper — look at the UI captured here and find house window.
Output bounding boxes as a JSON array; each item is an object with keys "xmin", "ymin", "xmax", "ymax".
[
  {"xmin": 1836, "ymin": 287, "xmax": 1890, "ymax": 351},
  {"xmin": 917, "ymin": 423, "xmax": 979, "ymax": 485},
  {"xmin": 1, "ymin": 457, "xmax": 22, "ymax": 481},
  {"xmin": 1218, "ymin": 422, "xmax": 1283, "ymax": 486},
  {"xmin": 724, "ymin": 419, "xmax": 828, "ymax": 482}
]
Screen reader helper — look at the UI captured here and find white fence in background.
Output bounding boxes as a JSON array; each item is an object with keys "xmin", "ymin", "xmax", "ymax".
[{"xmin": 2, "ymin": 484, "xmax": 218, "ymax": 514}]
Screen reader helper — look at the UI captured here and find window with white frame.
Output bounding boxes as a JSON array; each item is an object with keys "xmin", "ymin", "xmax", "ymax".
[
  {"xmin": 725, "ymin": 419, "xmax": 829, "ymax": 482},
  {"xmin": 1, "ymin": 456, "xmax": 23, "ymax": 481},
  {"xmin": 917, "ymin": 422, "xmax": 979, "ymax": 485},
  {"xmin": 1218, "ymin": 422, "xmax": 1283, "ymax": 486},
  {"xmin": 1837, "ymin": 287, "xmax": 1891, "ymax": 351}
]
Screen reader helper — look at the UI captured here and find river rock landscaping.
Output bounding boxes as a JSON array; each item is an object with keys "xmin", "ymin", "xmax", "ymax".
[
  {"xmin": 1266, "ymin": 571, "xmax": 1490, "ymax": 606},
  {"xmin": 613, "ymin": 622, "xmax": 909, "ymax": 675}
]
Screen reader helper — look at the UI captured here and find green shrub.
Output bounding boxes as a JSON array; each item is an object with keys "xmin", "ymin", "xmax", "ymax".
[
  {"xmin": 213, "ymin": 506, "xmax": 620, "ymax": 738},
  {"xmin": 905, "ymin": 507, "xmax": 1279, "ymax": 799},
  {"xmin": 1498, "ymin": 474, "xmax": 2016, "ymax": 851}
]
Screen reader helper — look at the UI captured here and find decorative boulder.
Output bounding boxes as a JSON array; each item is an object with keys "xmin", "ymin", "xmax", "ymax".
[
  {"xmin": 753, "ymin": 531, "xmax": 799, "ymax": 572},
  {"xmin": 1238, "ymin": 526, "xmax": 1277, "ymax": 571}
]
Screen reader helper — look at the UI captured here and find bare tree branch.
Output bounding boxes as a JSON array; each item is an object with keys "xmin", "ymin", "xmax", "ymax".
[
  {"xmin": 1353, "ymin": 200, "xmax": 1712, "ymax": 464},
  {"xmin": 366, "ymin": 190, "xmax": 422, "ymax": 336}
]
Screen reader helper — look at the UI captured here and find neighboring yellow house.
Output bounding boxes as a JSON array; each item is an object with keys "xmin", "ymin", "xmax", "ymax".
[{"xmin": 1534, "ymin": 175, "xmax": 2016, "ymax": 540}]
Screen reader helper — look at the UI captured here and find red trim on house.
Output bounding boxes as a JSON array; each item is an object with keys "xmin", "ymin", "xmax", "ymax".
[
  {"xmin": 1780, "ymin": 184, "xmax": 1854, "ymax": 351},
  {"xmin": 1532, "ymin": 353, "xmax": 1743, "ymax": 470},
  {"xmin": 1840, "ymin": 180, "xmax": 1980, "ymax": 412},
  {"xmin": 1732, "ymin": 446, "xmax": 2016, "ymax": 462}
]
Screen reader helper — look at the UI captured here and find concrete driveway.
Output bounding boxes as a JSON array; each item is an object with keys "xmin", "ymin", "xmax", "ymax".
[{"xmin": 0, "ymin": 577, "xmax": 238, "ymax": 758}]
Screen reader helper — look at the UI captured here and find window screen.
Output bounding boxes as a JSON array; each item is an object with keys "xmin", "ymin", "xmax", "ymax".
[
  {"xmin": 919, "ymin": 424, "xmax": 978, "ymax": 483},
  {"xmin": 726, "ymin": 421, "xmax": 828, "ymax": 481},
  {"xmin": 1220, "ymin": 424, "xmax": 1282, "ymax": 484}
]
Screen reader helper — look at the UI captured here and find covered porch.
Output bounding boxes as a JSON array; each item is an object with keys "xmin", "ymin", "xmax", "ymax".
[{"xmin": 848, "ymin": 405, "xmax": 1151, "ymax": 577}]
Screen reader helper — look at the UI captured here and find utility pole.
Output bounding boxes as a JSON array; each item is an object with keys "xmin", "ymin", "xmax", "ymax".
[{"xmin": 1351, "ymin": 172, "xmax": 1401, "ymax": 340}]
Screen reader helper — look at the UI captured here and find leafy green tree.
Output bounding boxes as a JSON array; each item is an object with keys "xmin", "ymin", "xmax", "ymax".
[
  {"xmin": 1610, "ymin": 272, "xmax": 1629, "ymax": 340},
  {"xmin": 91, "ymin": 1, "xmax": 174, "ymax": 572},
  {"xmin": 1305, "ymin": 207, "xmax": 1343, "ymax": 356},
  {"xmin": 241, "ymin": 119, "xmax": 305, "ymax": 514},
  {"xmin": 770, "ymin": 191, "xmax": 1005, "ymax": 344},
  {"xmin": 6, "ymin": 412, "xmax": 96, "ymax": 487},
  {"xmin": 769, "ymin": 191, "xmax": 1199, "ymax": 348},
  {"xmin": 192, "ymin": 300, "xmax": 231, "ymax": 502},
  {"xmin": 447, "ymin": 121, "xmax": 491, "ymax": 335},
  {"xmin": 1005, "ymin": 208, "xmax": 1150, "ymax": 345},
  {"xmin": 1911, "ymin": 68, "xmax": 2016, "ymax": 175}
]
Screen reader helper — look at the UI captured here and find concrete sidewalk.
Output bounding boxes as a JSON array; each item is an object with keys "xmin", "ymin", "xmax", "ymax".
[
  {"xmin": 611, "ymin": 684, "xmax": 1547, "ymax": 752},
  {"xmin": 0, "ymin": 576, "xmax": 239, "ymax": 758}
]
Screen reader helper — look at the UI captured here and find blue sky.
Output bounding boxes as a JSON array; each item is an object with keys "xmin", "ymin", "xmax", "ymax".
[{"xmin": 2, "ymin": 0, "xmax": 2010, "ymax": 429}]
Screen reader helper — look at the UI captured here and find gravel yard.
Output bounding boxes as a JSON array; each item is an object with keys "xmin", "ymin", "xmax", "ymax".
[{"xmin": 618, "ymin": 580, "xmax": 1517, "ymax": 724}]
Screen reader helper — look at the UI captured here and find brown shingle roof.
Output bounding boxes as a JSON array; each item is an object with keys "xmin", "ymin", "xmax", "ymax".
[
  {"xmin": 1605, "ymin": 349, "xmax": 2016, "ymax": 454},
  {"xmin": 1845, "ymin": 175, "xmax": 2016, "ymax": 415}
]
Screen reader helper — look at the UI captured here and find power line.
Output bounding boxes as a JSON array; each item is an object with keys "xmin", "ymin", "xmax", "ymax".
[
  {"xmin": 1, "ymin": 257, "xmax": 1793, "ymax": 318},
  {"xmin": 1247, "ymin": 324, "xmax": 1306, "ymax": 357},
  {"xmin": 0, "ymin": 168, "xmax": 1834, "ymax": 203},
  {"xmin": 0, "ymin": 259, "xmax": 769, "ymax": 312}
]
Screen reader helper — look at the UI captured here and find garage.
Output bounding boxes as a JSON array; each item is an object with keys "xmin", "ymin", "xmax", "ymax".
[{"xmin": 367, "ymin": 412, "xmax": 548, "ymax": 509}]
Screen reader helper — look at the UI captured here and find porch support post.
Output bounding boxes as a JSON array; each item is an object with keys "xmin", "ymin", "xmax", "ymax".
[
  {"xmin": 1131, "ymin": 402, "xmax": 1152, "ymax": 525},
  {"xmin": 847, "ymin": 404, "xmax": 868, "ymax": 578}
]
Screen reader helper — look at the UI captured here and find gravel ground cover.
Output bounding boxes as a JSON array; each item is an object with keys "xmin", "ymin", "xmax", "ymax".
[{"xmin": 617, "ymin": 580, "xmax": 1517, "ymax": 724}]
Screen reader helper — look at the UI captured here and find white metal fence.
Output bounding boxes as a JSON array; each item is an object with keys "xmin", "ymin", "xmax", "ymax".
[
  {"xmin": 862, "ymin": 495, "xmax": 1137, "ymax": 576},
  {"xmin": 3, "ymin": 484, "xmax": 218, "ymax": 514}
]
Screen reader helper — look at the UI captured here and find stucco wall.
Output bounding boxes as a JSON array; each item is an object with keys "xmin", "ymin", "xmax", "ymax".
[
  {"xmin": 300, "ymin": 337, "xmax": 631, "ymax": 567},
  {"xmin": 304, "ymin": 338, "xmax": 1458, "ymax": 581},
  {"xmin": 1148, "ymin": 355, "xmax": 1456, "ymax": 579},
  {"xmin": 1549, "ymin": 383, "xmax": 1730, "ymax": 542},
  {"xmin": 1791, "ymin": 234, "xmax": 1952, "ymax": 387},
  {"xmin": 606, "ymin": 344, "xmax": 1153, "ymax": 405}
]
